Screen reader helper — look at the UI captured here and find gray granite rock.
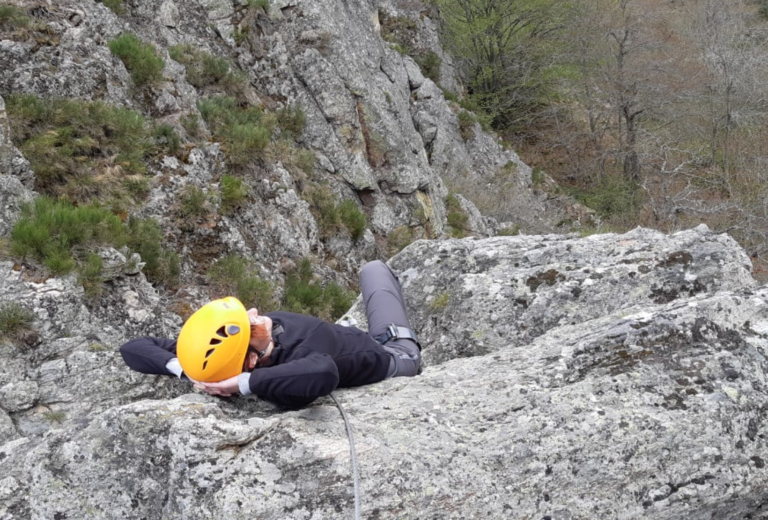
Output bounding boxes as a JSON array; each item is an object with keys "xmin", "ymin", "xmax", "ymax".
[{"xmin": 2, "ymin": 226, "xmax": 768, "ymax": 519}]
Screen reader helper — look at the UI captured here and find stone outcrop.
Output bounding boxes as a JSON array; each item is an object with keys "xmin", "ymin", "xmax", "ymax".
[{"xmin": 3, "ymin": 225, "xmax": 768, "ymax": 519}]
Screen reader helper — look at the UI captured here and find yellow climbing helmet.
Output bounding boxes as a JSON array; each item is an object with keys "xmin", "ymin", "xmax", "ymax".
[{"xmin": 177, "ymin": 296, "xmax": 250, "ymax": 382}]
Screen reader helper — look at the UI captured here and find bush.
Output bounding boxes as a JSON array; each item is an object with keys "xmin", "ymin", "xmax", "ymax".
[
  {"xmin": 282, "ymin": 258, "xmax": 354, "ymax": 321},
  {"xmin": 78, "ymin": 253, "xmax": 104, "ymax": 298},
  {"xmin": 387, "ymin": 226, "xmax": 416, "ymax": 257},
  {"xmin": 576, "ymin": 175, "xmax": 640, "ymax": 220},
  {"xmin": 245, "ymin": 0, "xmax": 269, "ymax": 10},
  {"xmin": 152, "ymin": 123, "xmax": 180, "ymax": 154},
  {"xmin": 125, "ymin": 217, "xmax": 179, "ymax": 287},
  {"xmin": 220, "ymin": 175, "xmax": 248, "ymax": 213},
  {"xmin": 208, "ymin": 255, "xmax": 276, "ymax": 311},
  {"xmin": 457, "ymin": 111, "xmax": 477, "ymax": 141},
  {"xmin": 303, "ymin": 183, "xmax": 341, "ymax": 237},
  {"xmin": 102, "ymin": 0, "xmax": 123, "ymax": 14},
  {"xmin": 198, "ymin": 96, "xmax": 274, "ymax": 166},
  {"xmin": 0, "ymin": 4, "xmax": 29, "ymax": 29},
  {"xmin": 5, "ymin": 94, "xmax": 148, "ymax": 201},
  {"xmin": 169, "ymin": 44, "xmax": 244, "ymax": 95},
  {"xmin": 179, "ymin": 185, "xmax": 210, "ymax": 219},
  {"xmin": 109, "ymin": 33, "xmax": 165, "ymax": 87},
  {"xmin": 276, "ymin": 105, "xmax": 306, "ymax": 139},
  {"xmin": 445, "ymin": 193, "xmax": 469, "ymax": 238},
  {"xmin": 338, "ymin": 200, "xmax": 367, "ymax": 241},
  {"xmin": 497, "ymin": 225, "xmax": 520, "ymax": 236},
  {"xmin": 414, "ymin": 51, "xmax": 442, "ymax": 83},
  {"xmin": 0, "ymin": 302, "xmax": 35, "ymax": 341},
  {"xmin": 10, "ymin": 197, "xmax": 127, "ymax": 275}
]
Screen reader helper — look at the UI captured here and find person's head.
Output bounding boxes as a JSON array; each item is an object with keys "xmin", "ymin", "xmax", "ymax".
[{"xmin": 177, "ymin": 297, "xmax": 250, "ymax": 382}]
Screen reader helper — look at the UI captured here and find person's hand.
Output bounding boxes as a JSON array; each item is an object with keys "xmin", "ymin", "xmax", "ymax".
[{"xmin": 193, "ymin": 375, "xmax": 240, "ymax": 397}]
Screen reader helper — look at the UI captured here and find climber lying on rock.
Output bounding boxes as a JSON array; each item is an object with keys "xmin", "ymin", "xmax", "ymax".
[{"xmin": 120, "ymin": 260, "xmax": 421, "ymax": 409}]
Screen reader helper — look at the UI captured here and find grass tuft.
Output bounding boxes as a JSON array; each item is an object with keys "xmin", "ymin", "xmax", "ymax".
[
  {"xmin": 198, "ymin": 96, "xmax": 273, "ymax": 166},
  {"xmin": 0, "ymin": 302, "xmax": 35, "ymax": 342},
  {"xmin": 208, "ymin": 255, "xmax": 276, "ymax": 311},
  {"xmin": 5, "ymin": 94, "xmax": 149, "ymax": 203},
  {"xmin": 109, "ymin": 33, "xmax": 165, "ymax": 87}
]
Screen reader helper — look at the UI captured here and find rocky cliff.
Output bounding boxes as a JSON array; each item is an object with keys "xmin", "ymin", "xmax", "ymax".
[
  {"xmin": 4, "ymin": 1, "xmax": 767, "ymax": 519},
  {"xmin": 3, "ymin": 225, "xmax": 768, "ymax": 519}
]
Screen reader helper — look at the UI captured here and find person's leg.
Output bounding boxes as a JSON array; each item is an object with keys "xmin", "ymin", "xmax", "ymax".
[{"xmin": 360, "ymin": 260, "xmax": 420, "ymax": 378}]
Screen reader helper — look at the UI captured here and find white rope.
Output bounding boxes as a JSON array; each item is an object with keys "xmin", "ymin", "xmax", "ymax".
[{"xmin": 330, "ymin": 392, "xmax": 361, "ymax": 520}]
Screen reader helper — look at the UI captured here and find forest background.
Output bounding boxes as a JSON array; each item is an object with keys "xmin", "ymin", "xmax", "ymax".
[{"xmin": 435, "ymin": 0, "xmax": 768, "ymax": 276}]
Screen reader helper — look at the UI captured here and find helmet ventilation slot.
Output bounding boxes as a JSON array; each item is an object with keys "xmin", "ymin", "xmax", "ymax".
[
  {"xmin": 215, "ymin": 326, "xmax": 228, "ymax": 338},
  {"xmin": 205, "ymin": 348, "xmax": 216, "ymax": 358},
  {"xmin": 209, "ymin": 338, "xmax": 222, "ymax": 345},
  {"xmin": 202, "ymin": 360, "xmax": 208, "ymax": 371}
]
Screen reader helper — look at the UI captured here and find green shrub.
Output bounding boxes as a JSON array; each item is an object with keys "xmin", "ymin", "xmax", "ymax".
[
  {"xmin": 442, "ymin": 88, "xmax": 459, "ymax": 103},
  {"xmin": 220, "ymin": 175, "xmax": 248, "ymax": 213},
  {"xmin": 102, "ymin": 0, "xmax": 123, "ymax": 14},
  {"xmin": 169, "ymin": 44, "xmax": 244, "ymax": 95},
  {"xmin": 576, "ymin": 175, "xmax": 640, "ymax": 220},
  {"xmin": 414, "ymin": 51, "xmax": 441, "ymax": 83},
  {"xmin": 10, "ymin": 197, "xmax": 127, "ymax": 275},
  {"xmin": 303, "ymin": 183, "xmax": 340, "ymax": 237},
  {"xmin": 445, "ymin": 193, "xmax": 469, "ymax": 238},
  {"xmin": 276, "ymin": 105, "xmax": 306, "ymax": 139},
  {"xmin": 198, "ymin": 96, "xmax": 274, "ymax": 166},
  {"xmin": 245, "ymin": 0, "xmax": 269, "ymax": 10},
  {"xmin": 282, "ymin": 258, "xmax": 354, "ymax": 321},
  {"xmin": 181, "ymin": 113, "xmax": 200, "ymax": 139},
  {"xmin": 109, "ymin": 33, "xmax": 165, "ymax": 87},
  {"xmin": 179, "ymin": 185, "xmax": 210, "ymax": 219},
  {"xmin": 457, "ymin": 111, "xmax": 477, "ymax": 141},
  {"xmin": 5, "ymin": 94, "xmax": 148, "ymax": 201},
  {"xmin": 0, "ymin": 4, "xmax": 29, "ymax": 29},
  {"xmin": 387, "ymin": 226, "xmax": 416, "ymax": 257},
  {"xmin": 338, "ymin": 200, "xmax": 367, "ymax": 241},
  {"xmin": 125, "ymin": 217, "xmax": 179, "ymax": 287},
  {"xmin": 152, "ymin": 123, "xmax": 180, "ymax": 154},
  {"xmin": 208, "ymin": 255, "xmax": 276, "ymax": 311},
  {"xmin": 78, "ymin": 253, "xmax": 104, "ymax": 298},
  {"xmin": 0, "ymin": 302, "xmax": 35, "ymax": 341},
  {"xmin": 497, "ymin": 225, "xmax": 520, "ymax": 236},
  {"xmin": 458, "ymin": 96, "xmax": 493, "ymax": 132}
]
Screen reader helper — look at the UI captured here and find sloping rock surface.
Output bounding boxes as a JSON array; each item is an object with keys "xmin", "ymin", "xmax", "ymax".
[{"xmin": 3, "ymin": 225, "xmax": 768, "ymax": 519}]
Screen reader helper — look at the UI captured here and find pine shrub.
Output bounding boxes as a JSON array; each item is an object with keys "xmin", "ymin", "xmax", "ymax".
[
  {"xmin": 220, "ymin": 175, "xmax": 248, "ymax": 214},
  {"xmin": 338, "ymin": 200, "xmax": 367, "ymax": 241},
  {"xmin": 282, "ymin": 258, "xmax": 353, "ymax": 321}
]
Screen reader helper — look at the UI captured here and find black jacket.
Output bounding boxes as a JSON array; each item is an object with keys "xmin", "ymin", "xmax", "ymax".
[{"xmin": 120, "ymin": 311, "xmax": 391, "ymax": 409}]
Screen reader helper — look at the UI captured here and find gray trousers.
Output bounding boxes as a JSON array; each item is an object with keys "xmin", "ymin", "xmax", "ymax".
[{"xmin": 360, "ymin": 260, "xmax": 421, "ymax": 378}]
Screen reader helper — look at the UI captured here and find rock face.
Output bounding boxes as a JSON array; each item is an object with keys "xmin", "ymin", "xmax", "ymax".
[
  {"xmin": 4, "ymin": 225, "xmax": 768, "ymax": 519},
  {"xmin": 0, "ymin": 0, "xmax": 568, "ymax": 295}
]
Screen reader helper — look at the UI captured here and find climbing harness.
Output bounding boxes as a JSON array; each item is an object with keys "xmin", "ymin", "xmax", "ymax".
[
  {"xmin": 372, "ymin": 323, "xmax": 422, "ymax": 350},
  {"xmin": 330, "ymin": 392, "xmax": 361, "ymax": 520}
]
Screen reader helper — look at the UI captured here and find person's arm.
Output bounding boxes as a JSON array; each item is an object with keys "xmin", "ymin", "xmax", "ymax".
[
  {"xmin": 119, "ymin": 337, "xmax": 184, "ymax": 378},
  {"xmin": 199, "ymin": 350, "xmax": 340, "ymax": 408}
]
